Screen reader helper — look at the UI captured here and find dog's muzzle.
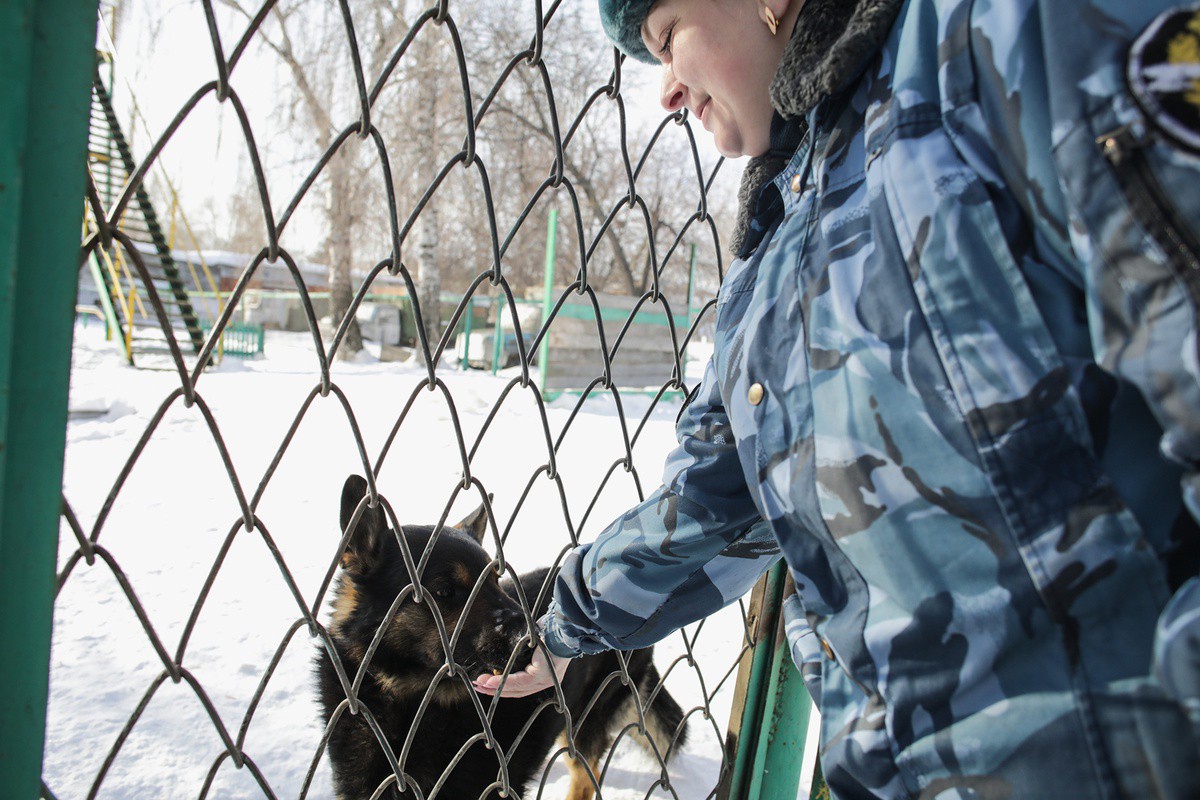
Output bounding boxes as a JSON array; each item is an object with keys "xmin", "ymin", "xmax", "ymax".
[{"xmin": 485, "ymin": 606, "xmax": 534, "ymax": 671}]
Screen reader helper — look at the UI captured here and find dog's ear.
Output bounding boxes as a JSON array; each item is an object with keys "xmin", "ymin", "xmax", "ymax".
[
  {"xmin": 455, "ymin": 493, "xmax": 493, "ymax": 545},
  {"xmin": 340, "ymin": 474, "xmax": 389, "ymax": 571}
]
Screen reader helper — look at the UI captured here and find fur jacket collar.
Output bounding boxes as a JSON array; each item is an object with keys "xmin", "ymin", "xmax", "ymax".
[{"xmin": 729, "ymin": 0, "xmax": 905, "ymax": 254}]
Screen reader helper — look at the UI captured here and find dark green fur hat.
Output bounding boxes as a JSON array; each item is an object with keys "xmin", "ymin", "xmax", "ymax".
[{"xmin": 598, "ymin": 0, "xmax": 658, "ymax": 64}]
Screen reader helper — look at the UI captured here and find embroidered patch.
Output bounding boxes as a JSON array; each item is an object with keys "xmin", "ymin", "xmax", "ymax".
[{"xmin": 1129, "ymin": 5, "xmax": 1200, "ymax": 154}]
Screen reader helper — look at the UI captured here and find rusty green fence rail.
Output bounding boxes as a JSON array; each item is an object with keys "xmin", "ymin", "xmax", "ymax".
[
  {"xmin": 0, "ymin": 1, "xmax": 99, "ymax": 797},
  {"xmin": 719, "ymin": 561, "xmax": 828, "ymax": 800}
]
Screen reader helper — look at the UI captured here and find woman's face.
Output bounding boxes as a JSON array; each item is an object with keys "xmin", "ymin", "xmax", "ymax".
[{"xmin": 641, "ymin": 0, "xmax": 787, "ymax": 157}]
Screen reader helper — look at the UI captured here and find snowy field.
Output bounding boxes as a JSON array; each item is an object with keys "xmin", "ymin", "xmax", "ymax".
[{"xmin": 44, "ymin": 321, "xmax": 751, "ymax": 800}]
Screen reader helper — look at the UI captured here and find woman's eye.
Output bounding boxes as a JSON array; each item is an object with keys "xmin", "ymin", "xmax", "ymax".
[{"xmin": 658, "ymin": 24, "xmax": 674, "ymax": 57}]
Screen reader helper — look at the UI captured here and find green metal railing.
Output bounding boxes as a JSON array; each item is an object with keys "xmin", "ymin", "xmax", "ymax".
[
  {"xmin": 0, "ymin": 1, "xmax": 99, "ymax": 797},
  {"xmin": 201, "ymin": 319, "xmax": 265, "ymax": 358},
  {"xmin": 720, "ymin": 561, "xmax": 828, "ymax": 800}
]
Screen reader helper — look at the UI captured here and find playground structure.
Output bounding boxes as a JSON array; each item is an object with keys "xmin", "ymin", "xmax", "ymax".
[
  {"xmin": 84, "ymin": 33, "xmax": 232, "ymax": 367},
  {"xmin": 0, "ymin": 2, "xmax": 825, "ymax": 799}
]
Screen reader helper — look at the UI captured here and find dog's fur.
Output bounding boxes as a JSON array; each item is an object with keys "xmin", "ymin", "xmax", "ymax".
[{"xmin": 316, "ymin": 475, "xmax": 688, "ymax": 800}]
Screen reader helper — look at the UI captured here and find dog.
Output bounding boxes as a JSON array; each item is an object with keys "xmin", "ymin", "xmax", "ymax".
[{"xmin": 315, "ymin": 475, "xmax": 688, "ymax": 800}]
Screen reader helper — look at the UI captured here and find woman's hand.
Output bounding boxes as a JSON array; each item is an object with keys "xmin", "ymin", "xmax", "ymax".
[{"xmin": 473, "ymin": 646, "xmax": 570, "ymax": 699}]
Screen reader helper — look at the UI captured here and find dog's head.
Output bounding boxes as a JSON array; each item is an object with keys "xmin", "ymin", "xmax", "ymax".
[{"xmin": 329, "ymin": 475, "xmax": 533, "ymax": 699}]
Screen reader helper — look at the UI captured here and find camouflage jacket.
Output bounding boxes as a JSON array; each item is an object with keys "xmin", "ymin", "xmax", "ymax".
[{"xmin": 544, "ymin": 0, "xmax": 1200, "ymax": 797}]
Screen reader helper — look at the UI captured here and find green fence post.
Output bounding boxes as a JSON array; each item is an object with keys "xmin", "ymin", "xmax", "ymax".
[
  {"xmin": 538, "ymin": 208, "xmax": 557, "ymax": 395},
  {"xmin": 461, "ymin": 295, "xmax": 474, "ymax": 369},
  {"xmin": 491, "ymin": 291, "xmax": 505, "ymax": 375},
  {"xmin": 722, "ymin": 562, "xmax": 789, "ymax": 799},
  {"xmin": 720, "ymin": 560, "xmax": 828, "ymax": 800},
  {"xmin": 747, "ymin": 605, "xmax": 818, "ymax": 799},
  {"xmin": 87, "ymin": 256, "xmax": 120, "ymax": 342},
  {"xmin": 0, "ymin": 1, "xmax": 100, "ymax": 797}
]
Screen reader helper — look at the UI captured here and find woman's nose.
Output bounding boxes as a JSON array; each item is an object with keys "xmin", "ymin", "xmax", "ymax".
[{"xmin": 660, "ymin": 66, "xmax": 686, "ymax": 112}]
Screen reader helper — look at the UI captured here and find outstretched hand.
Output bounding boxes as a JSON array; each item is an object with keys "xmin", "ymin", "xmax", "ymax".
[{"xmin": 473, "ymin": 646, "xmax": 571, "ymax": 699}]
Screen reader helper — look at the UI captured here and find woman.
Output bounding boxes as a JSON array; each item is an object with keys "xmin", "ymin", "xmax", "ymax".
[{"xmin": 476, "ymin": 0, "xmax": 1200, "ymax": 796}]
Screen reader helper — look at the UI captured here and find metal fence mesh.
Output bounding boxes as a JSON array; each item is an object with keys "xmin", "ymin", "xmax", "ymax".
[{"xmin": 50, "ymin": 1, "xmax": 756, "ymax": 797}]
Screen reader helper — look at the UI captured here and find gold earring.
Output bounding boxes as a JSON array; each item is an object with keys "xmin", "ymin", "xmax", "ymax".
[{"xmin": 763, "ymin": 5, "xmax": 779, "ymax": 35}]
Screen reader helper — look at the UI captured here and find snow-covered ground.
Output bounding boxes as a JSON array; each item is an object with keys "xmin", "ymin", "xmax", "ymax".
[{"xmin": 45, "ymin": 321, "xmax": 750, "ymax": 800}]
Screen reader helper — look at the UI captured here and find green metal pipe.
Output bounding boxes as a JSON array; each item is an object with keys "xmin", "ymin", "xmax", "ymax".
[
  {"xmin": 724, "ymin": 559, "xmax": 829, "ymax": 800},
  {"xmin": 747, "ymin": 604, "xmax": 816, "ymax": 799},
  {"xmin": 461, "ymin": 295, "xmax": 474, "ymax": 369},
  {"xmin": 0, "ymin": 1, "xmax": 100, "ymax": 797},
  {"xmin": 725, "ymin": 561, "xmax": 788, "ymax": 798},
  {"xmin": 86, "ymin": 255, "xmax": 121, "ymax": 343},
  {"xmin": 491, "ymin": 292, "xmax": 505, "ymax": 375}
]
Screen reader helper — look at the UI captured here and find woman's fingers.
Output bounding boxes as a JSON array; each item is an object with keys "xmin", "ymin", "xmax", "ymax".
[{"xmin": 473, "ymin": 648, "xmax": 570, "ymax": 698}]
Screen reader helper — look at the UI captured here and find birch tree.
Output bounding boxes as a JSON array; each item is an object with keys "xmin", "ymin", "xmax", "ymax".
[
  {"xmin": 216, "ymin": 0, "xmax": 399, "ymax": 357},
  {"xmin": 413, "ymin": 27, "xmax": 442, "ymax": 357}
]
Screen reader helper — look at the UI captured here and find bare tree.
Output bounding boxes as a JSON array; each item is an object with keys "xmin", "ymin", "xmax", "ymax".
[
  {"xmin": 414, "ymin": 27, "xmax": 442, "ymax": 357},
  {"xmin": 217, "ymin": 0, "xmax": 381, "ymax": 357},
  {"xmin": 190, "ymin": 0, "xmax": 730, "ymax": 350},
  {"xmin": 456, "ymin": 0, "xmax": 728, "ymax": 300}
]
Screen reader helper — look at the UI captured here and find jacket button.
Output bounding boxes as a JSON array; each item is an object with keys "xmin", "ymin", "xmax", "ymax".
[
  {"xmin": 748, "ymin": 383, "xmax": 765, "ymax": 405},
  {"xmin": 820, "ymin": 637, "xmax": 834, "ymax": 660},
  {"xmin": 790, "ymin": 173, "xmax": 803, "ymax": 194}
]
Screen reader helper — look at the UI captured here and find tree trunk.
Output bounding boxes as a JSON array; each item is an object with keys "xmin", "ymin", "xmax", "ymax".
[
  {"xmin": 414, "ymin": 32, "xmax": 441, "ymax": 362},
  {"xmin": 328, "ymin": 146, "xmax": 364, "ymax": 357}
]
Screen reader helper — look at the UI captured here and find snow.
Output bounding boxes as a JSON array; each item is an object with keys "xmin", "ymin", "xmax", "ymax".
[{"xmin": 45, "ymin": 321, "xmax": 749, "ymax": 800}]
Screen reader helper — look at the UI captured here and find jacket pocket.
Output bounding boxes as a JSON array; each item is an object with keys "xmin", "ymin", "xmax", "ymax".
[
  {"xmin": 1096, "ymin": 123, "xmax": 1200, "ymax": 306},
  {"xmin": 716, "ymin": 253, "xmax": 760, "ymax": 307}
]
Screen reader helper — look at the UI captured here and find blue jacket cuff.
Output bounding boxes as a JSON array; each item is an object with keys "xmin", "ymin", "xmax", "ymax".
[{"xmin": 538, "ymin": 602, "xmax": 584, "ymax": 659}]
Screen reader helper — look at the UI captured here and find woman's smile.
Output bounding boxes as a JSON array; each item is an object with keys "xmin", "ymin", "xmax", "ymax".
[{"xmin": 641, "ymin": 0, "xmax": 798, "ymax": 157}]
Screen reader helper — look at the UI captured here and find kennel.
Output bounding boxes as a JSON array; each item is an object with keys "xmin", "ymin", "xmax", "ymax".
[{"xmin": 1, "ymin": 1, "xmax": 823, "ymax": 798}]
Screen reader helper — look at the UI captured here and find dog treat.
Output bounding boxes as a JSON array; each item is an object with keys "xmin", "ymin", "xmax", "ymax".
[{"xmin": 493, "ymin": 669, "xmax": 503, "ymax": 676}]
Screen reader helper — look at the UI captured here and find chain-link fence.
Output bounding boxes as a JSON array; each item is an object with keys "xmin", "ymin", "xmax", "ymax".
[{"xmin": 33, "ymin": 0, "xmax": 813, "ymax": 798}]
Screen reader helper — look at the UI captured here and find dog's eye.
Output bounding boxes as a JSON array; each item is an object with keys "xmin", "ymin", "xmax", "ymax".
[{"xmin": 433, "ymin": 586, "xmax": 456, "ymax": 601}]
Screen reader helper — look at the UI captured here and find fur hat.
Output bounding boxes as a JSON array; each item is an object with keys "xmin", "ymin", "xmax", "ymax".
[{"xmin": 598, "ymin": 0, "xmax": 657, "ymax": 64}]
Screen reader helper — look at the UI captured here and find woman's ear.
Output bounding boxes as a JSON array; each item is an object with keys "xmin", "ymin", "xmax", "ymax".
[{"xmin": 758, "ymin": 0, "xmax": 782, "ymax": 35}]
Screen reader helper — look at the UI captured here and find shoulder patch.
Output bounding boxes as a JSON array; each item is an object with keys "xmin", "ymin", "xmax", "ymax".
[{"xmin": 1129, "ymin": 5, "xmax": 1200, "ymax": 154}]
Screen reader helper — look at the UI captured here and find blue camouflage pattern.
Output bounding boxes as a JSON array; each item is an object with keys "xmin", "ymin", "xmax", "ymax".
[{"xmin": 543, "ymin": 0, "xmax": 1200, "ymax": 796}]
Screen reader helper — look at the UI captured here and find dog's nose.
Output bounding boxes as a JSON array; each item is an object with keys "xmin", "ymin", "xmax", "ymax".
[{"xmin": 490, "ymin": 607, "xmax": 525, "ymax": 635}]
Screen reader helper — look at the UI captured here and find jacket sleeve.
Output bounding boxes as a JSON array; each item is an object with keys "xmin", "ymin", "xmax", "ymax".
[
  {"xmin": 540, "ymin": 358, "xmax": 781, "ymax": 658},
  {"xmin": 966, "ymin": 0, "xmax": 1200, "ymax": 526}
]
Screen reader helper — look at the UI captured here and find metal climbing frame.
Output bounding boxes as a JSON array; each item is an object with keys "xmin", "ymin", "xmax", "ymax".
[
  {"xmin": 7, "ymin": 1, "xmax": 828, "ymax": 798},
  {"xmin": 86, "ymin": 20, "xmax": 229, "ymax": 369}
]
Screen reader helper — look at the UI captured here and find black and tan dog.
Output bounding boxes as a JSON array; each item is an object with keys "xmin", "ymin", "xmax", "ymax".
[{"xmin": 315, "ymin": 475, "xmax": 688, "ymax": 800}]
